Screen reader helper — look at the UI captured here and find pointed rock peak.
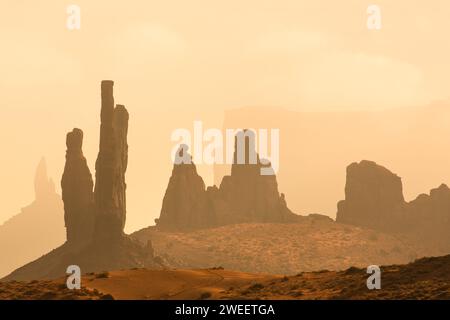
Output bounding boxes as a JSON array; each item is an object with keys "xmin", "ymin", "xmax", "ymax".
[
  {"xmin": 35, "ymin": 157, "xmax": 47, "ymax": 182},
  {"xmin": 114, "ymin": 104, "xmax": 129, "ymax": 118},
  {"xmin": 34, "ymin": 157, "xmax": 55, "ymax": 200},
  {"xmin": 49, "ymin": 178, "xmax": 56, "ymax": 192},
  {"xmin": 94, "ymin": 81, "xmax": 129, "ymax": 239},
  {"xmin": 100, "ymin": 80, "xmax": 115, "ymax": 125},
  {"xmin": 430, "ymin": 183, "xmax": 450, "ymax": 197},
  {"xmin": 173, "ymin": 144, "xmax": 194, "ymax": 165},
  {"xmin": 66, "ymin": 128, "xmax": 84, "ymax": 154},
  {"xmin": 232, "ymin": 129, "xmax": 259, "ymax": 165},
  {"xmin": 438, "ymin": 183, "xmax": 449, "ymax": 190}
]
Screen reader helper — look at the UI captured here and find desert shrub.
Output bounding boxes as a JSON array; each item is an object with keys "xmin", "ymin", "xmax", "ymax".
[
  {"xmin": 290, "ymin": 291, "xmax": 303, "ymax": 297},
  {"xmin": 96, "ymin": 272, "xmax": 110, "ymax": 279},
  {"xmin": 248, "ymin": 283, "xmax": 264, "ymax": 291},
  {"xmin": 199, "ymin": 292, "xmax": 212, "ymax": 300},
  {"xmin": 210, "ymin": 266, "xmax": 224, "ymax": 270},
  {"xmin": 344, "ymin": 266, "xmax": 361, "ymax": 275}
]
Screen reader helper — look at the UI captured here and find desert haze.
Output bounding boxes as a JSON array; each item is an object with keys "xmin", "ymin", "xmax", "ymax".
[
  {"xmin": 2, "ymin": 1, "xmax": 450, "ymax": 233},
  {"xmin": 0, "ymin": 0, "xmax": 449, "ymax": 302}
]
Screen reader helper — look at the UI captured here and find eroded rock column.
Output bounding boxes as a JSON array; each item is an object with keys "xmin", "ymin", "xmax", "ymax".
[
  {"xmin": 61, "ymin": 128, "xmax": 94, "ymax": 245},
  {"xmin": 94, "ymin": 80, "xmax": 129, "ymax": 240}
]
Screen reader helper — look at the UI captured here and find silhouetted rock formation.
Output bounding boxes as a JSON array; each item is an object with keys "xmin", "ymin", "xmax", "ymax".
[
  {"xmin": 156, "ymin": 131, "xmax": 297, "ymax": 231},
  {"xmin": 34, "ymin": 158, "xmax": 56, "ymax": 202},
  {"xmin": 218, "ymin": 131, "xmax": 295, "ymax": 224},
  {"xmin": 61, "ymin": 129, "xmax": 94, "ymax": 245},
  {"xmin": 336, "ymin": 160, "xmax": 450, "ymax": 252},
  {"xmin": 3, "ymin": 81, "xmax": 162, "ymax": 281},
  {"xmin": 94, "ymin": 80, "xmax": 129, "ymax": 240},
  {"xmin": 157, "ymin": 145, "xmax": 211, "ymax": 230},
  {"xmin": 0, "ymin": 159, "xmax": 65, "ymax": 278},
  {"xmin": 405, "ymin": 184, "xmax": 450, "ymax": 250},
  {"xmin": 336, "ymin": 160, "xmax": 405, "ymax": 231}
]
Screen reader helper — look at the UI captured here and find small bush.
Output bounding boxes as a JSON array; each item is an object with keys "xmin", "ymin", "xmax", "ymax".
[
  {"xmin": 248, "ymin": 283, "xmax": 264, "ymax": 291},
  {"xmin": 199, "ymin": 292, "xmax": 212, "ymax": 300},
  {"xmin": 96, "ymin": 272, "xmax": 110, "ymax": 279},
  {"xmin": 210, "ymin": 266, "xmax": 224, "ymax": 270},
  {"xmin": 290, "ymin": 291, "xmax": 303, "ymax": 297}
]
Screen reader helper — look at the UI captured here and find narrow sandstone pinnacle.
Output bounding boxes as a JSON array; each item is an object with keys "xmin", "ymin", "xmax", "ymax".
[
  {"xmin": 94, "ymin": 81, "xmax": 129, "ymax": 239},
  {"xmin": 66, "ymin": 128, "xmax": 84, "ymax": 154},
  {"xmin": 62, "ymin": 128, "xmax": 95, "ymax": 245},
  {"xmin": 34, "ymin": 157, "xmax": 56, "ymax": 201}
]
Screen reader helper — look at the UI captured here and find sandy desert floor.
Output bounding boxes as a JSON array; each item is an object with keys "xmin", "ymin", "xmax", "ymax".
[{"xmin": 0, "ymin": 254, "xmax": 449, "ymax": 300}]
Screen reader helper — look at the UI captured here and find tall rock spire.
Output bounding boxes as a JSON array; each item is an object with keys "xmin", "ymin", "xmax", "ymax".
[
  {"xmin": 94, "ymin": 80, "xmax": 129, "ymax": 240},
  {"xmin": 34, "ymin": 157, "xmax": 56, "ymax": 201},
  {"xmin": 61, "ymin": 128, "xmax": 94, "ymax": 245},
  {"xmin": 219, "ymin": 129, "xmax": 293, "ymax": 223}
]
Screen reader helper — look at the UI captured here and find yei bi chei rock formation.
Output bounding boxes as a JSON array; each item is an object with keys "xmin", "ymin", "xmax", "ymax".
[{"xmin": 3, "ymin": 81, "xmax": 161, "ymax": 281}]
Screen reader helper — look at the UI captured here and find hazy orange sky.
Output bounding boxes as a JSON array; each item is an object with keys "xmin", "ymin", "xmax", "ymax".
[{"xmin": 1, "ymin": 1, "xmax": 450, "ymax": 233}]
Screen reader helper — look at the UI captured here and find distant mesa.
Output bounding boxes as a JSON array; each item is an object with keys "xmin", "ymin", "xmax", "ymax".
[
  {"xmin": 156, "ymin": 130, "xmax": 298, "ymax": 231},
  {"xmin": 336, "ymin": 160, "xmax": 405, "ymax": 231},
  {"xmin": 3, "ymin": 81, "xmax": 162, "ymax": 281},
  {"xmin": 0, "ymin": 158, "xmax": 65, "ymax": 278},
  {"xmin": 336, "ymin": 160, "xmax": 450, "ymax": 252}
]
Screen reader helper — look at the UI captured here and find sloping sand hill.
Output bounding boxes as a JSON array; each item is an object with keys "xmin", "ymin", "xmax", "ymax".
[{"xmin": 132, "ymin": 220, "xmax": 432, "ymax": 274}]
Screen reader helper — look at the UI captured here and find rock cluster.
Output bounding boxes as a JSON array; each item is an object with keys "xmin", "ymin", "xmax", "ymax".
[
  {"xmin": 3, "ymin": 81, "xmax": 161, "ymax": 281},
  {"xmin": 156, "ymin": 131, "xmax": 297, "ymax": 231},
  {"xmin": 62, "ymin": 81, "xmax": 129, "ymax": 244},
  {"xmin": 336, "ymin": 160, "xmax": 450, "ymax": 251}
]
